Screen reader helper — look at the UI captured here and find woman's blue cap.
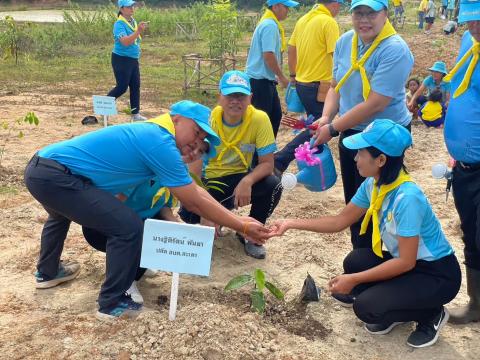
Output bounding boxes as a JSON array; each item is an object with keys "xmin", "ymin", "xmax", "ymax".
[
  {"xmin": 118, "ymin": 0, "xmax": 136, "ymax": 7},
  {"xmin": 267, "ymin": 0, "xmax": 300, "ymax": 7},
  {"xmin": 170, "ymin": 101, "xmax": 221, "ymax": 148},
  {"xmin": 459, "ymin": 0, "xmax": 480, "ymax": 23},
  {"xmin": 342, "ymin": 119, "xmax": 412, "ymax": 157},
  {"xmin": 350, "ymin": 0, "xmax": 388, "ymax": 11},
  {"xmin": 429, "ymin": 61, "xmax": 448, "ymax": 74}
]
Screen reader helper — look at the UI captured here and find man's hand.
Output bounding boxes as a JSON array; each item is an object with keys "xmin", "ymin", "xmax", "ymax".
[
  {"xmin": 328, "ymin": 274, "xmax": 358, "ymax": 295},
  {"xmin": 243, "ymin": 221, "xmax": 270, "ymax": 245},
  {"xmin": 278, "ymin": 75, "xmax": 289, "ymax": 89},
  {"xmin": 311, "ymin": 123, "xmax": 333, "ymax": 148},
  {"xmin": 234, "ymin": 178, "xmax": 253, "ymax": 208}
]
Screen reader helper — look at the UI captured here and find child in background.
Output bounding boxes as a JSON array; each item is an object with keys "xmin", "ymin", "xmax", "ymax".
[
  {"xmin": 447, "ymin": 0, "xmax": 455, "ymax": 19},
  {"xmin": 441, "ymin": 0, "xmax": 448, "ymax": 19},
  {"xmin": 418, "ymin": 0, "xmax": 428, "ymax": 29},
  {"xmin": 443, "ymin": 19, "xmax": 458, "ymax": 34},
  {"xmin": 408, "ymin": 61, "xmax": 450, "ymax": 109},
  {"xmin": 418, "ymin": 90, "xmax": 446, "ymax": 128},
  {"xmin": 406, "ymin": 78, "xmax": 420, "ymax": 119},
  {"xmin": 393, "ymin": 0, "xmax": 405, "ymax": 19},
  {"xmin": 424, "ymin": 0, "xmax": 436, "ymax": 34}
]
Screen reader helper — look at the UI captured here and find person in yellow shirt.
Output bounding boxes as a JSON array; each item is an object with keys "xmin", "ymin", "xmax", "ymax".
[
  {"xmin": 275, "ymin": 0, "xmax": 342, "ymax": 175},
  {"xmin": 179, "ymin": 70, "xmax": 282, "ymax": 259},
  {"xmin": 393, "ymin": 0, "xmax": 404, "ymax": 19},
  {"xmin": 418, "ymin": 0, "xmax": 428, "ymax": 29},
  {"xmin": 418, "ymin": 90, "xmax": 446, "ymax": 128}
]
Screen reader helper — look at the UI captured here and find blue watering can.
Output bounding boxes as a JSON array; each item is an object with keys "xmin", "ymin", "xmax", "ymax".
[
  {"xmin": 285, "ymin": 83, "xmax": 305, "ymax": 113},
  {"xmin": 281, "ymin": 143, "xmax": 337, "ymax": 192}
]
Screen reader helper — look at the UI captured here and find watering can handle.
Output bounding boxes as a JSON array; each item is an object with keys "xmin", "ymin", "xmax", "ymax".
[{"xmin": 286, "ymin": 83, "xmax": 292, "ymax": 99}]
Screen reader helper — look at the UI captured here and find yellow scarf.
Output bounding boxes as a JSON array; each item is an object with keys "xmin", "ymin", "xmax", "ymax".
[
  {"xmin": 147, "ymin": 114, "xmax": 178, "ymax": 208},
  {"xmin": 211, "ymin": 105, "xmax": 254, "ymax": 170},
  {"xmin": 302, "ymin": 4, "xmax": 333, "ymax": 24},
  {"xmin": 444, "ymin": 37, "xmax": 479, "ymax": 98},
  {"xmin": 335, "ymin": 20, "xmax": 397, "ymax": 101},
  {"xmin": 117, "ymin": 15, "xmax": 141, "ymax": 42},
  {"xmin": 259, "ymin": 9, "xmax": 286, "ymax": 52},
  {"xmin": 360, "ymin": 170, "xmax": 413, "ymax": 258}
]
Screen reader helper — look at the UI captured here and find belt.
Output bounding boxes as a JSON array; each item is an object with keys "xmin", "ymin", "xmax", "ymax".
[
  {"xmin": 457, "ymin": 161, "xmax": 480, "ymax": 170},
  {"xmin": 30, "ymin": 154, "xmax": 71, "ymax": 173},
  {"xmin": 296, "ymin": 81, "xmax": 320, "ymax": 87}
]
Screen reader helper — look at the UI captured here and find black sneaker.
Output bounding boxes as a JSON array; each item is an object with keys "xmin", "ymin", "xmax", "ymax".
[
  {"xmin": 96, "ymin": 294, "xmax": 143, "ymax": 322},
  {"xmin": 236, "ymin": 233, "xmax": 266, "ymax": 259},
  {"xmin": 364, "ymin": 322, "xmax": 405, "ymax": 335},
  {"xmin": 331, "ymin": 292, "xmax": 355, "ymax": 307},
  {"xmin": 407, "ymin": 307, "xmax": 449, "ymax": 348}
]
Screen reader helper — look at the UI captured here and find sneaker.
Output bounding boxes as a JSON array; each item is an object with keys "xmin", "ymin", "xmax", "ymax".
[
  {"xmin": 331, "ymin": 292, "xmax": 355, "ymax": 307},
  {"xmin": 236, "ymin": 233, "xmax": 266, "ymax": 259},
  {"xmin": 96, "ymin": 294, "xmax": 143, "ymax": 321},
  {"xmin": 131, "ymin": 113, "xmax": 147, "ymax": 122},
  {"xmin": 364, "ymin": 322, "xmax": 405, "ymax": 335},
  {"xmin": 126, "ymin": 281, "xmax": 144, "ymax": 304},
  {"xmin": 407, "ymin": 307, "xmax": 449, "ymax": 348},
  {"xmin": 143, "ymin": 269, "xmax": 158, "ymax": 278},
  {"xmin": 35, "ymin": 261, "xmax": 80, "ymax": 289}
]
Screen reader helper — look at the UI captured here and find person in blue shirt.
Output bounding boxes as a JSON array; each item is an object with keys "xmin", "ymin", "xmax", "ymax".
[
  {"xmin": 277, "ymin": 0, "xmax": 413, "ymax": 249},
  {"xmin": 107, "ymin": 0, "xmax": 148, "ymax": 122},
  {"xmin": 443, "ymin": 0, "xmax": 480, "ymax": 325},
  {"xmin": 269, "ymin": 119, "xmax": 461, "ymax": 348},
  {"xmin": 245, "ymin": 0, "xmax": 299, "ymax": 137},
  {"xmin": 24, "ymin": 100, "xmax": 271, "ymax": 321},
  {"xmin": 408, "ymin": 61, "xmax": 451, "ymax": 109}
]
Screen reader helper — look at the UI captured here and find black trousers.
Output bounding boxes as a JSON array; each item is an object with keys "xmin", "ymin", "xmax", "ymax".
[
  {"xmin": 249, "ymin": 78, "xmax": 282, "ymax": 138},
  {"xmin": 24, "ymin": 155, "xmax": 143, "ymax": 310},
  {"xmin": 452, "ymin": 163, "xmax": 480, "ymax": 270},
  {"xmin": 107, "ymin": 53, "xmax": 141, "ymax": 115},
  {"xmin": 345, "ymin": 248, "xmax": 461, "ymax": 324},
  {"xmin": 339, "ymin": 123, "xmax": 411, "ymax": 248},
  {"xmin": 179, "ymin": 172, "xmax": 282, "ymax": 225}
]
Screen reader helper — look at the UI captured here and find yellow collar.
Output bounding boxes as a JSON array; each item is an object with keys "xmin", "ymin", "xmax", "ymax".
[
  {"xmin": 118, "ymin": 15, "xmax": 141, "ymax": 41},
  {"xmin": 258, "ymin": 9, "xmax": 286, "ymax": 52},
  {"xmin": 147, "ymin": 113, "xmax": 175, "ymax": 136}
]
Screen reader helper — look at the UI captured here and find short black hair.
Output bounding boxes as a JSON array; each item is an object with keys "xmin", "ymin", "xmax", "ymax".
[
  {"xmin": 429, "ymin": 90, "xmax": 443, "ymax": 102},
  {"xmin": 365, "ymin": 146, "xmax": 407, "ymax": 186},
  {"xmin": 407, "ymin": 78, "xmax": 420, "ymax": 88}
]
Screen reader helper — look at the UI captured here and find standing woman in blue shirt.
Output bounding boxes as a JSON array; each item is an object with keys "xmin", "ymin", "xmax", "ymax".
[
  {"xmin": 107, "ymin": 0, "xmax": 148, "ymax": 122},
  {"xmin": 270, "ymin": 119, "xmax": 461, "ymax": 348},
  {"xmin": 311, "ymin": 0, "xmax": 414, "ymax": 249}
]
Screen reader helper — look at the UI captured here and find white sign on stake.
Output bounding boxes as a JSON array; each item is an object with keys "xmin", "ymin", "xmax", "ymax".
[
  {"xmin": 92, "ymin": 95, "xmax": 117, "ymax": 127},
  {"xmin": 140, "ymin": 219, "xmax": 215, "ymax": 320}
]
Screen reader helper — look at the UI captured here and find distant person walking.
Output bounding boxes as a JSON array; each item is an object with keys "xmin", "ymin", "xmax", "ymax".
[
  {"xmin": 418, "ymin": 0, "xmax": 428, "ymax": 29},
  {"xmin": 107, "ymin": 0, "xmax": 148, "ymax": 122}
]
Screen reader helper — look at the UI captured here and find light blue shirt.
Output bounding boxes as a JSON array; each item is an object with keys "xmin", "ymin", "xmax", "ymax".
[
  {"xmin": 124, "ymin": 178, "xmax": 174, "ymax": 219},
  {"xmin": 38, "ymin": 123, "xmax": 192, "ymax": 194},
  {"xmin": 444, "ymin": 32, "xmax": 480, "ymax": 163},
  {"xmin": 245, "ymin": 19, "xmax": 281, "ymax": 81},
  {"xmin": 333, "ymin": 30, "xmax": 414, "ymax": 130},
  {"xmin": 113, "ymin": 18, "xmax": 141, "ymax": 59},
  {"xmin": 423, "ymin": 75, "xmax": 450, "ymax": 102},
  {"xmin": 447, "ymin": 0, "xmax": 455, "ymax": 9},
  {"xmin": 352, "ymin": 178, "xmax": 454, "ymax": 261}
]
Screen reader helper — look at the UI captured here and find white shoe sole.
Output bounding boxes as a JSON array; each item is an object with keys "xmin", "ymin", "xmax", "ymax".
[
  {"xmin": 364, "ymin": 322, "xmax": 405, "ymax": 335},
  {"xmin": 407, "ymin": 309, "xmax": 450, "ymax": 348},
  {"xmin": 35, "ymin": 268, "xmax": 80, "ymax": 289}
]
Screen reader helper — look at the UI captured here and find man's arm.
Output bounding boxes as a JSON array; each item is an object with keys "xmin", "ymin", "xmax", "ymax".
[
  {"xmin": 264, "ymin": 52, "xmax": 289, "ymax": 88},
  {"xmin": 287, "ymin": 45, "xmax": 297, "ymax": 82}
]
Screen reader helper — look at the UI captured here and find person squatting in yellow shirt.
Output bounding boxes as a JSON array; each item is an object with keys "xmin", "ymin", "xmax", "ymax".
[{"xmin": 179, "ymin": 70, "xmax": 282, "ymax": 260}]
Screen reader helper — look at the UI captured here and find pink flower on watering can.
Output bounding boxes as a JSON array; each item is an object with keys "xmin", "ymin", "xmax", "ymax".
[{"xmin": 294, "ymin": 142, "xmax": 321, "ymax": 166}]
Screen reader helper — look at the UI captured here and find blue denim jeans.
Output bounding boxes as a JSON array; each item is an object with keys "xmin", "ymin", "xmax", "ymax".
[{"xmin": 418, "ymin": 11, "xmax": 425, "ymax": 29}]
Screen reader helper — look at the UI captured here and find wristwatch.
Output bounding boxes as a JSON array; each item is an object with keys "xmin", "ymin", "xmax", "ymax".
[{"xmin": 328, "ymin": 122, "xmax": 340, "ymax": 137}]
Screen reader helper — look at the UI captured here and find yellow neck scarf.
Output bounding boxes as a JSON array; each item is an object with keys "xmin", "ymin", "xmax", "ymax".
[
  {"xmin": 211, "ymin": 105, "xmax": 254, "ymax": 170},
  {"xmin": 259, "ymin": 9, "xmax": 286, "ymax": 52},
  {"xmin": 118, "ymin": 15, "xmax": 141, "ymax": 41},
  {"xmin": 147, "ymin": 114, "xmax": 177, "ymax": 208},
  {"xmin": 360, "ymin": 170, "xmax": 413, "ymax": 258},
  {"xmin": 302, "ymin": 4, "xmax": 333, "ymax": 23},
  {"xmin": 335, "ymin": 20, "xmax": 396, "ymax": 101},
  {"xmin": 444, "ymin": 37, "xmax": 479, "ymax": 98}
]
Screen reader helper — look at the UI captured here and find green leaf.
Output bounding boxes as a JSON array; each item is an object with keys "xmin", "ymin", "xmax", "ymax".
[
  {"xmin": 254, "ymin": 268, "xmax": 265, "ymax": 291},
  {"xmin": 250, "ymin": 289, "xmax": 265, "ymax": 314},
  {"xmin": 207, "ymin": 185, "xmax": 225, "ymax": 194},
  {"xmin": 205, "ymin": 180, "xmax": 228, "ymax": 186},
  {"xmin": 18, "ymin": 130, "xmax": 24, "ymax": 138},
  {"xmin": 190, "ymin": 172, "xmax": 204, "ymax": 188},
  {"xmin": 224, "ymin": 274, "xmax": 252, "ymax": 291},
  {"xmin": 265, "ymin": 281, "xmax": 284, "ymax": 300}
]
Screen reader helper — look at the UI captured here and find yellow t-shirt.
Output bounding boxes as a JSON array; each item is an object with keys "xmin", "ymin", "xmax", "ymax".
[
  {"xmin": 288, "ymin": 4, "xmax": 339, "ymax": 83},
  {"xmin": 205, "ymin": 105, "xmax": 276, "ymax": 179},
  {"xmin": 421, "ymin": 101, "xmax": 443, "ymax": 121},
  {"xmin": 418, "ymin": 0, "xmax": 428, "ymax": 11},
  {"xmin": 393, "ymin": 0, "xmax": 402, "ymax": 7}
]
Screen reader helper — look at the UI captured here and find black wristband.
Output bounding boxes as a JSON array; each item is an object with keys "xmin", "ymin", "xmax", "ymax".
[
  {"xmin": 328, "ymin": 123, "xmax": 340, "ymax": 137},
  {"xmin": 289, "ymin": 74, "xmax": 296, "ymax": 77}
]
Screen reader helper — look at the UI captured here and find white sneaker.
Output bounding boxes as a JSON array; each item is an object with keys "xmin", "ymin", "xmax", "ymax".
[
  {"xmin": 126, "ymin": 281, "xmax": 144, "ymax": 304},
  {"xmin": 143, "ymin": 269, "xmax": 158, "ymax": 278},
  {"xmin": 131, "ymin": 113, "xmax": 147, "ymax": 121}
]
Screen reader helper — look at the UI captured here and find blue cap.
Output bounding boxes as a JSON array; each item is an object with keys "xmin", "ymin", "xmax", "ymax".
[
  {"xmin": 350, "ymin": 0, "xmax": 388, "ymax": 11},
  {"xmin": 170, "ymin": 100, "xmax": 221, "ymax": 148},
  {"xmin": 458, "ymin": 0, "xmax": 480, "ymax": 23},
  {"xmin": 429, "ymin": 61, "xmax": 448, "ymax": 74},
  {"xmin": 203, "ymin": 139, "xmax": 217, "ymax": 159},
  {"xmin": 118, "ymin": 0, "xmax": 135, "ymax": 7},
  {"xmin": 219, "ymin": 70, "xmax": 251, "ymax": 96},
  {"xmin": 267, "ymin": 0, "xmax": 300, "ymax": 7},
  {"xmin": 342, "ymin": 119, "xmax": 412, "ymax": 157}
]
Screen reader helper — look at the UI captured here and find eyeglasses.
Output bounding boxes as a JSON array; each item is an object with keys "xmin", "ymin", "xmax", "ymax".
[{"xmin": 352, "ymin": 10, "xmax": 381, "ymax": 21}]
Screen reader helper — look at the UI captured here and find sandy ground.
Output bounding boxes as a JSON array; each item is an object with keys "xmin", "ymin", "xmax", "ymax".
[{"xmin": 1, "ymin": 28, "xmax": 480, "ymax": 360}]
